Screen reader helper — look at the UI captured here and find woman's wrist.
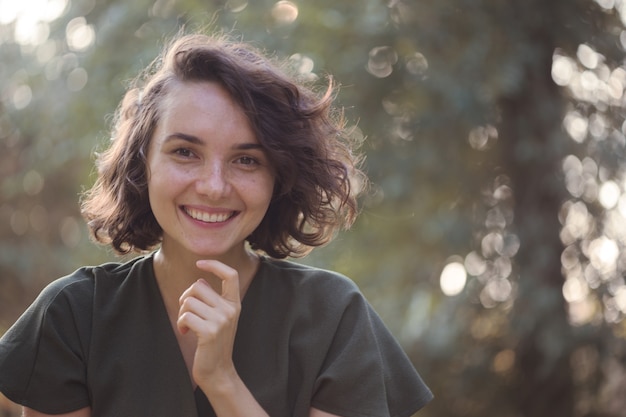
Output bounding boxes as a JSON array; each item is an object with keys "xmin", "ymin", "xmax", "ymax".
[
  {"xmin": 196, "ymin": 365, "xmax": 240, "ymax": 397},
  {"xmin": 198, "ymin": 368, "xmax": 270, "ymax": 417}
]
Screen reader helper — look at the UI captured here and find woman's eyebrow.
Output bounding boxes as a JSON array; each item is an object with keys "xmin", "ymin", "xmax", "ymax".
[
  {"xmin": 234, "ymin": 143, "xmax": 264, "ymax": 151},
  {"xmin": 164, "ymin": 133, "xmax": 203, "ymax": 144},
  {"xmin": 164, "ymin": 133, "xmax": 264, "ymax": 151}
]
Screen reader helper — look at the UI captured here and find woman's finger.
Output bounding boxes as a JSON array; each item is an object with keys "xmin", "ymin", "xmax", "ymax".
[{"xmin": 195, "ymin": 259, "xmax": 241, "ymax": 303}]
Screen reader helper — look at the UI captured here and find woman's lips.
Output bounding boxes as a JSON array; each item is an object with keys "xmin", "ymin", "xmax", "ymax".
[{"xmin": 183, "ymin": 207, "xmax": 237, "ymax": 223}]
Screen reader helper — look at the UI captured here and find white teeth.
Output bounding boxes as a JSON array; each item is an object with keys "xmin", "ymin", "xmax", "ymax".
[{"xmin": 185, "ymin": 208, "xmax": 233, "ymax": 223}]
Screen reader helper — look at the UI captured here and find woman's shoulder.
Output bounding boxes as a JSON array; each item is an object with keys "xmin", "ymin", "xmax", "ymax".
[
  {"xmin": 36, "ymin": 254, "xmax": 152, "ymax": 307},
  {"xmin": 255, "ymin": 257, "xmax": 365, "ymax": 311},
  {"xmin": 259, "ymin": 257, "xmax": 359, "ymax": 290}
]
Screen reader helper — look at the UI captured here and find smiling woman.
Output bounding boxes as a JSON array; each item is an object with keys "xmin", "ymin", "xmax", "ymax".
[
  {"xmin": 0, "ymin": 31, "xmax": 433, "ymax": 417},
  {"xmin": 146, "ymin": 81, "xmax": 276, "ymax": 264}
]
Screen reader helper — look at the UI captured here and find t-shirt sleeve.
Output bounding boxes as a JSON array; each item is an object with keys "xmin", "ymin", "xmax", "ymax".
[
  {"xmin": 0, "ymin": 274, "xmax": 93, "ymax": 414},
  {"xmin": 311, "ymin": 283, "xmax": 433, "ymax": 417}
]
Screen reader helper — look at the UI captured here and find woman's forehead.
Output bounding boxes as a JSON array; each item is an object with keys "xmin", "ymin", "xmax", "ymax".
[{"xmin": 151, "ymin": 81, "xmax": 257, "ymax": 146}]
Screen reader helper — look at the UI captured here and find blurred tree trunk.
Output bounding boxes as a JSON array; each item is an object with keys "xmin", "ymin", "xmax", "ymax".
[{"xmin": 498, "ymin": 2, "xmax": 574, "ymax": 416}]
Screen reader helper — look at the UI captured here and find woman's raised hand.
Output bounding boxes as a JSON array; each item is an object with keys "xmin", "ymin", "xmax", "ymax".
[{"xmin": 177, "ymin": 259, "xmax": 242, "ymax": 390}]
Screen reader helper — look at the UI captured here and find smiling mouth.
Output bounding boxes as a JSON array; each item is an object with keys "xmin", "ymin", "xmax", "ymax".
[{"xmin": 184, "ymin": 207, "xmax": 237, "ymax": 223}]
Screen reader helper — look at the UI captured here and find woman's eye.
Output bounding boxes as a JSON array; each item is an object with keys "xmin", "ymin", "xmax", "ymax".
[
  {"xmin": 237, "ymin": 156, "xmax": 258, "ymax": 166},
  {"xmin": 174, "ymin": 148, "xmax": 193, "ymax": 158}
]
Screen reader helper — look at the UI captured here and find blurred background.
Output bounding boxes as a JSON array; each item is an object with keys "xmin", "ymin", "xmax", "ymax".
[{"xmin": 1, "ymin": 0, "xmax": 625, "ymax": 416}]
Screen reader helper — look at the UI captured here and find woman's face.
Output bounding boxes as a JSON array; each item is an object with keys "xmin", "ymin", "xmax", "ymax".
[{"xmin": 146, "ymin": 81, "xmax": 275, "ymax": 262}]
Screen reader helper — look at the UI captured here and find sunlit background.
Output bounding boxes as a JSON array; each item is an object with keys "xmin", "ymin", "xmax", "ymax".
[{"xmin": 1, "ymin": 0, "xmax": 626, "ymax": 416}]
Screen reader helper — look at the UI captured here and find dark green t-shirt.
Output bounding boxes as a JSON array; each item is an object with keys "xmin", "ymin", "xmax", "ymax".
[{"xmin": 0, "ymin": 254, "xmax": 432, "ymax": 416}]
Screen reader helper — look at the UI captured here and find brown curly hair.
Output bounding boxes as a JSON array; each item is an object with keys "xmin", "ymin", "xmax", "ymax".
[{"xmin": 80, "ymin": 32, "xmax": 366, "ymax": 259}]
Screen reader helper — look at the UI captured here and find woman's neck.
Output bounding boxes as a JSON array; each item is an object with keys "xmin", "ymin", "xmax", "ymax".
[{"xmin": 152, "ymin": 244, "xmax": 260, "ymax": 302}]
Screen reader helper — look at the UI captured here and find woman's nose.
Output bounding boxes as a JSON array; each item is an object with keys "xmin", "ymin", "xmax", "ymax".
[{"xmin": 195, "ymin": 162, "xmax": 230, "ymax": 199}]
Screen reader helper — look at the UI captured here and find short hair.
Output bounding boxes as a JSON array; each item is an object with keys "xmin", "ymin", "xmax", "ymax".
[{"xmin": 80, "ymin": 32, "xmax": 366, "ymax": 259}]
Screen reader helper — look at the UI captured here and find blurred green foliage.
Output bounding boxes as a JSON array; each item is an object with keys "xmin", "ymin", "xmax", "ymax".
[{"xmin": 2, "ymin": 0, "xmax": 626, "ymax": 416}]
